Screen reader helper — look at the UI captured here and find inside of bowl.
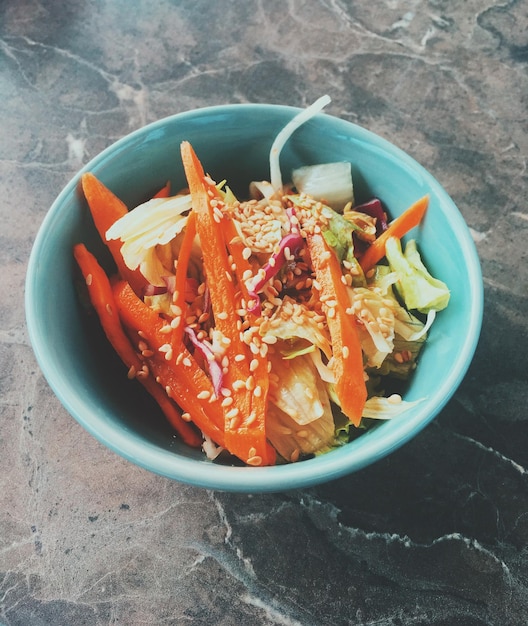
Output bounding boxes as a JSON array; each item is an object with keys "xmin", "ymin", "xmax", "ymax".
[{"xmin": 26, "ymin": 104, "xmax": 483, "ymax": 489}]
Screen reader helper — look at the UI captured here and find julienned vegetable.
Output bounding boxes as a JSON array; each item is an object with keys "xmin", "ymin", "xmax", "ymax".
[{"xmin": 74, "ymin": 96, "xmax": 450, "ymax": 466}]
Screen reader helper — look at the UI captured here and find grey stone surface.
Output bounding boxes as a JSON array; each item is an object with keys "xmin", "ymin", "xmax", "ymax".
[{"xmin": 1, "ymin": 0, "xmax": 527, "ymax": 624}]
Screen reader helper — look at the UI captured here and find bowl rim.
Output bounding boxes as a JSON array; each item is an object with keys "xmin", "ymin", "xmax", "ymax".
[{"xmin": 25, "ymin": 103, "xmax": 484, "ymax": 492}]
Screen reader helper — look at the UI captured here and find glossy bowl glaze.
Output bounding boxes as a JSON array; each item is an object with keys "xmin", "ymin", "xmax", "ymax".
[{"xmin": 25, "ymin": 104, "xmax": 483, "ymax": 492}]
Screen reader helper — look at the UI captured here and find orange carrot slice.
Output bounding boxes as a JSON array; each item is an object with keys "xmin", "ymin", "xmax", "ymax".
[
  {"xmin": 180, "ymin": 141, "xmax": 275, "ymax": 466},
  {"xmin": 305, "ymin": 232, "xmax": 367, "ymax": 426},
  {"xmin": 113, "ymin": 280, "xmax": 226, "ymax": 447},
  {"xmin": 81, "ymin": 172, "xmax": 147, "ymax": 295},
  {"xmin": 359, "ymin": 195, "xmax": 429, "ymax": 273},
  {"xmin": 73, "ymin": 243, "xmax": 201, "ymax": 447},
  {"xmin": 153, "ymin": 181, "xmax": 171, "ymax": 198}
]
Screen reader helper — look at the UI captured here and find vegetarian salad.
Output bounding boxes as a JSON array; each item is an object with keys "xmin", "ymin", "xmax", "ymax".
[{"xmin": 74, "ymin": 96, "xmax": 450, "ymax": 467}]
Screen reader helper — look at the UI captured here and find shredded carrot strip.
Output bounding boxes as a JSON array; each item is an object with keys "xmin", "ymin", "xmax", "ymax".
[
  {"xmin": 305, "ymin": 232, "xmax": 367, "ymax": 426},
  {"xmin": 73, "ymin": 243, "xmax": 201, "ymax": 447},
  {"xmin": 153, "ymin": 181, "xmax": 171, "ymax": 198},
  {"xmin": 113, "ymin": 280, "xmax": 226, "ymax": 447},
  {"xmin": 81, "ymin": 172, "xmax": 147, "ymax": 295},
  {"xmin": 359, "ymin": 195, "xmax": 429, "ymax": 273},
  {"xmin": 180, "ymin": 141, "xmax": 275, "ymax": 466}
]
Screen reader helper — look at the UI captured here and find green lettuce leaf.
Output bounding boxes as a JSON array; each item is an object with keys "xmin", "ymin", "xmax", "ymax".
[{"xmin": 385, "ymin": 237, "xmax": 450, "ymax": 313}]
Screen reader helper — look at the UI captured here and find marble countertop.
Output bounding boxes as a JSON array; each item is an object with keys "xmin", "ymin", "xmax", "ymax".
[{"xmin": 1, "ymin": 1, "xmax": 527, "ymax": 624}]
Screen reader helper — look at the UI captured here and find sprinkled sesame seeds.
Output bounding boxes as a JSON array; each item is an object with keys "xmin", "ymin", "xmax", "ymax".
[
  {"xmin": 245, "ymin": 376, "xmax": 255, "ymax": 390},
  {"xmin": 171, "ymin": 316, "xmax": 181, "ymax": 329}
]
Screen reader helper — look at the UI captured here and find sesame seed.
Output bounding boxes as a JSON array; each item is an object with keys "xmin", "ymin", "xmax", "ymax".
[
  {"xmin": 127, "ymin": 365, "xmax": 136, "ymax": 379},
  {"xmin": 137, "ymin": 365, "xmax": 149, "ymax": 379},
  {"xmin": 245, "ymin": 376, "xmax": 255, "ymax": 390},
  {"xmin": 246, "ymin": 411, "xmax": 257, "ymax": 426},
  {"xmin": 221, "ymin": 387, "xmax": 232, "ymax": 397},
  {"xmin": 182, "ymin": 357, "xmax": 192, "ymax": 367},
  {"xmin": 290, "ymin": 449, "xmax": 300, "ymax": 463},
  {"xmin": 160, "ymin": 324, "xmax": 172, "ymax": 334},
  {"xmin": 216, "ymin": 311, "xmax": 228, "ymax": 320},
  {"xmin": 181, "ymin": 412, "xmax": 192, "ymax": 422},
  {"xmin": 387, "ymin": 393, "xmax": 402, "ymax": 404},
  {"xmin": 253, "ymin": 385, "xmax": 262, "ymax": 398},
  {"xmin": 242, "ymin": 247, "xmax": 252, "ymax": 260},
  {"xmin": 249, "ymin": 358, "xmax": 259, "ymax": 372},
  {"xmin": 234, "ymin": 353, "xmax": 246, "ymax": 362},
  {"xmin": 106, "ymin": 303, "xmax": 113, "ymax": 315},
  {"xmin": 342, "ymin": 346, "xmax": 350, "ymax": 359},
  {"xmin": 171, "ymin": 316, "xmax": 181, "ymax": 329},
  {"xmin": 197, "ymin": 390, "xmax": 211, "ymax": 400},
  {"xmin": 86, "ymin": 274, "xmax": 93, "ymax": 286},
  {"xmin": 142, "ymin": 349, "xmax": 154, "ymax": 358},
  {"xmin": 221, "ymin": 396, "xmax": 234, "ymax": 407},
  {"xmin": 246, "ymin": 455, "xmax": 262, "ymax": 466},
  {"xmin": 232, "ymin": 380, "xmax": 246, "ymax": 390},
  {"xmin": 226, "ymin": 407, "xmax": 240, "ymax": 419},
  {"xmin": 261, "ymin": 334, "xmax": 277, "ymax": 344},
  {"xmin": 248, "ymin": 447, "xmax": 257, "ymax": 458}
]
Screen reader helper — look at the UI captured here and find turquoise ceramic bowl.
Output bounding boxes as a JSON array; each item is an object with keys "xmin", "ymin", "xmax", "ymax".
[{"xmin": 25, "ymin": 104, "xmax": 483, "ymax": 492}]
